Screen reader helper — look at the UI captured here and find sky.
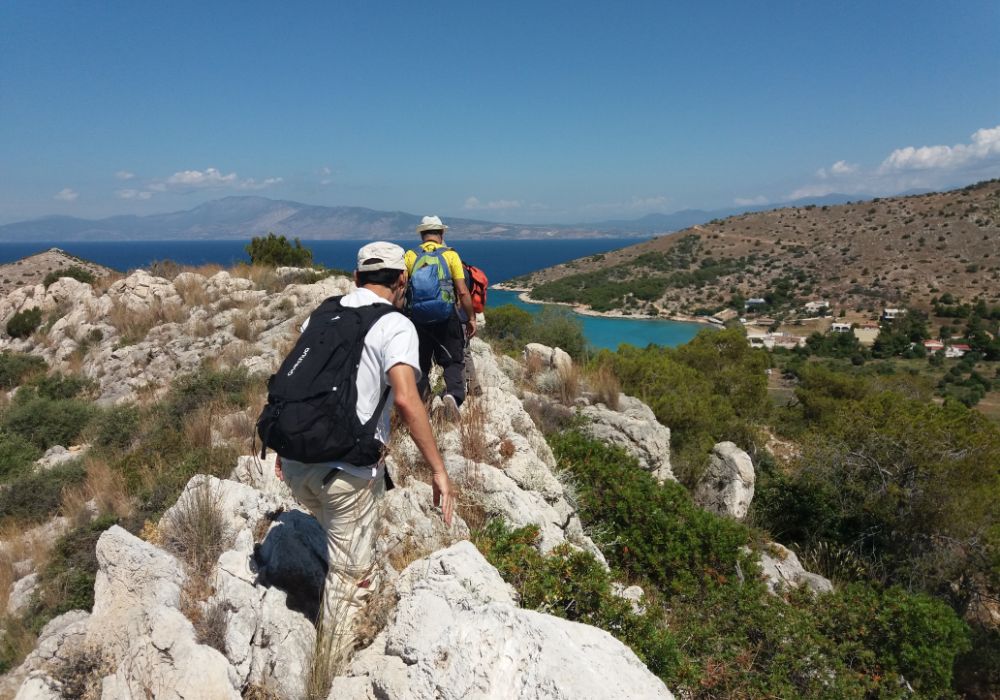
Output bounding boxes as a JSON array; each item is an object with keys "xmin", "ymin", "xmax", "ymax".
[{"xmin": 1, "ymin": 0, "xmax": 998, "ymax": 225}]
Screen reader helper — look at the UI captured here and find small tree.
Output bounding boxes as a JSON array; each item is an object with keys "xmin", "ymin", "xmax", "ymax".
[{"xmin": 245, "ymin": 233, "xmax": 313, "ymax": 267}]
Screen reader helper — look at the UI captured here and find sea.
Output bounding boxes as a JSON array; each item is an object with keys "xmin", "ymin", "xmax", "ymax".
[{"xmin": 0, "ymin": 239, "xmax": 704, "ymax": 350}]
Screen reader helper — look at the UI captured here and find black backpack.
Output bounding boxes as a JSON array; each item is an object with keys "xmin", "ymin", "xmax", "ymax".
[{"xmin": 256, "ymin": 296, "xmax": 400, "ymax": 465}]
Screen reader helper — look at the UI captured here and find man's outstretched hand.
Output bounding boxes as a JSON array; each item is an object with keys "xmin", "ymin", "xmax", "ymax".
[{"xmin": 432, "ymin": 469, "xmax": 454, "ymax": 526}]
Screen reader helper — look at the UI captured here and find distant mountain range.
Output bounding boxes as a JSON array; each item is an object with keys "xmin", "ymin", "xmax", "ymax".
[{"xmin": 0, "ymin": 193, "xmax": 900, "ymax": 241}]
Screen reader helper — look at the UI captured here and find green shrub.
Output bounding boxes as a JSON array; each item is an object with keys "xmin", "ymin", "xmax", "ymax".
[
  {"xmin": 161, "ymin": 366, "xmax": 256, "ymax": 428},
  {"xmin": 245, "ymin": 233, "xmax": 313, "ymax": 267},
  {"xmin": 549, "ymin": 430, "xmax": 751, "ymax": 594},
  {"xmin": 0, "ymin": 351, "xmax": 46, "ymax": 389},
  {"xmin": 482, "ymin": 304, "xmax": 588, "ymax": 359},
  {"xmin": 91, "ymin": 404, "xmax": 140, "ymax": 451},
  {"xmin": 0, "ymin": 461, "xmax": 86, "ymax": 525},
  {"xmin": 2, "ymin": 395, "xmax": 96, "ymax": 450},
  {"xmin": 29, "ymin": 372, "xmax": 94, "ymax": 400},
  {"xmin": 812, "ymin": 584, "xmax": 970, "ymax": 697},
  {"xmin": 6, "ymin": 307, "xmax": 43, "ymax": 339},
  {"xmin": 42, "ymin": 266, "xmax": 96, "ymax": 288},
  {"xmin": 0, "ymin": 429, "xmax": 42, "ymax": 482}
]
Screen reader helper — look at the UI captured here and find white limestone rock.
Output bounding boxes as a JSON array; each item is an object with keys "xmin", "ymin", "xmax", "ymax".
[
  {"xmin": 693, "ymin": 441, "xmax": 755, "ymax": 520},
  {"xmin": 758, "ymin": 543, "xmax": 834, "ymax": 595},
  {"xmin": 6, "ymin": 573, "xmax": 39, "ymax": 616},
  {"xmin": 106, "ymin": 270, "xmax": 180, "ymax": 311},
  {"xmin": 581, "ymin": 394, "xmax": 675, "ymax": 483},
  {"xmin": 331, "ymin": 542, "xmax": 673, "ymax": 700}
]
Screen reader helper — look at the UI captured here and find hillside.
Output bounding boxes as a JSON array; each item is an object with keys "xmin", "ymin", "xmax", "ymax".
[
  {"xmin": 509, "ymin": 180, "xmax": 1000, "ymax": 317},
  {"xmin": 0, "ymin": 248, "xmax": 116, "ymax": 298}
]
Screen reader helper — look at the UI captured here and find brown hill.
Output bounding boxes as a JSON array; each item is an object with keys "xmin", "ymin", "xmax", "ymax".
[
  {"xmin": 512, "ymin": 180, "xmax": 1000, "ymax": 318},
  {"xmin": 0, "ymin": 248, "xmax": 116, "ymax": 297}
]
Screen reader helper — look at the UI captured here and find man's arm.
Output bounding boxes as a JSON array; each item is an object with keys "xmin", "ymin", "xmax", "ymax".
[{"xmin": 388, "ymin": 362, "xmax": 454, "ymax": 525}]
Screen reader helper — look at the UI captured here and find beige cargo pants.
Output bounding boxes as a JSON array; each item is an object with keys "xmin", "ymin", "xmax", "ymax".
[{"xmin": 281, "ymin": 461, "xmax": 385, "ymax": 652}]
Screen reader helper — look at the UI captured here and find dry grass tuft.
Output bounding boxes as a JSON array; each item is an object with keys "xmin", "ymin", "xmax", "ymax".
[
  {"xmin": 173, "ymin": 274, "xmax": 214, "ymax": 308},
  {"xmin": 587, "ymin": 364, "xmax": 621, "ymax": 411},
  {"xmin": 91, "ymin": 270, "xmax": 126, "ymax": 295},
  {"xmin": 0, "ymin": 524, "xmax": 57, "ymax": 613},
  {"xmin": 212, "ymin": 340, "xmax": 256, "ymax": 371},
  {"xmin": 231, "ymin": 312, "xmax": 259, "ymax": 342},
  {"xmin": 352, "ymin": 579, "xmax": 398, "ymax": 651},
  {"xmin": 231, "ymin": 263, "xmax": 283, "ymax": 293},
  {"xmin": 458, "ymin": 396, "xmax": 492, "ymax": 466},
  {"xmin": 498, "ymin": 438, "xmax": 516, "ymax": 461},
  {"xmin": 108, "ymin": 300, "xmax": 189, "ymax": 345},
  {"xmin": 194, "ymin": 600, "xmax": 230, "ymax": 654},
  {"xmin": 161, "ymin": 480, "xmax": 230, "ymax": 579},
  {"xmin": 555, "ymin": 364, "xmax": 581, "ymax": 404},
  {"xmin": 182, "ymin": 405, "xmax": 217, "ymax": 450},
  {"xmin": 386, "ymin": 536, "xmax": 431, "ymax": 573},
  {"xmin": 49, "ymin": 644, "xmax": 113, "ymax": 700},
  {"xmin": 242, "ymin": 680, "xmax": 285, "ymax": 700}
]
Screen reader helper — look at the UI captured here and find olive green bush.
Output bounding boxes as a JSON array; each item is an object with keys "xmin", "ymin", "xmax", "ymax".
[
  {"xmin": 42, "ymin": 266, "xmax": 96, "ymax": 288},
  {"xmin": 6, "ymin": 307, "xmax": 43, "ymax": 339},
  {"xmin": 483, "ymin": 304, "xmax": 588, "ymax": 359},
  {"xmin": 0, "ymin": 351, "xmax": 46, "ymax": 389}
]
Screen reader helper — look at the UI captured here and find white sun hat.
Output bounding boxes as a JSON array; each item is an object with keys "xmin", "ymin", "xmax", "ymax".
[
  {"xmin": 416, "ymin": 215, "xmax": 448, "ymax": 234},
  {"xmin": 356, "ymin": 241, "xmax": 406, "ymax": 271}
]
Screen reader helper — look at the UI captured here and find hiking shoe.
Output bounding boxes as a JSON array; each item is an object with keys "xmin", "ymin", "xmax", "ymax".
[{"xmin": 442, "ymin": 393, "xmax": 461, "ymax": 422}]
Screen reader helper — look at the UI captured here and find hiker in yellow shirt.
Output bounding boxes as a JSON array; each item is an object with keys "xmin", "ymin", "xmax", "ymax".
[{"xmin": 404, "ymin": 215, "xmax": 476, "ymax": 419}]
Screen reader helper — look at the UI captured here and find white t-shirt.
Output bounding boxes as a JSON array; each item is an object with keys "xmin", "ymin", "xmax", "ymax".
[{"xmin": 290, "ymin": 287, "xmax": 420, "ymax": 479}]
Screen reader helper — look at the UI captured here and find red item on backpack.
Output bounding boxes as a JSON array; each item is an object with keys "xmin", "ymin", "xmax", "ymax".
[{"xmin": 464, "ymin": 263, "xmax": 489, "ymax": 314}]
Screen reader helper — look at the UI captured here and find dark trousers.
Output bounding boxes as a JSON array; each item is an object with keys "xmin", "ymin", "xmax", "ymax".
[{"xmin": 415, "ymin": 314, "xmax": 466, "ymax": 406}]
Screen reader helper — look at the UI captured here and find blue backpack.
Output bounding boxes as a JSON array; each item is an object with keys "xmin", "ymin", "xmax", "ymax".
[{"xmin": 407, "ymin": 247, "xmax": 456, "ymax": 324}]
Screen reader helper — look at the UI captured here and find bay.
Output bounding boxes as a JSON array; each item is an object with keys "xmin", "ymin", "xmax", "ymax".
[{"xmin": 0, "ymin": 238, "xmax": 704, "ymax": 350}]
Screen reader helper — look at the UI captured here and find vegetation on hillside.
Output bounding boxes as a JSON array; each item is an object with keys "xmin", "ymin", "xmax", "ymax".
[{"xmin": 514, "ymin": 180, "xmax": 1000, "ymax": 318}]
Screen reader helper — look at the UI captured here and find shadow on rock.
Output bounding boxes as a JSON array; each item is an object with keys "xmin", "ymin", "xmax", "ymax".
[{"xmin": 254, "ymin": 509, "xmax": 328, "ymax": 621}]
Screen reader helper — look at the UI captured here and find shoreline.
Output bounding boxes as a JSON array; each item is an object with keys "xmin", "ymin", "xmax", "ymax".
[{"xmin": 492, "ymin": 283, "xmax": 711, "ymax": 326}]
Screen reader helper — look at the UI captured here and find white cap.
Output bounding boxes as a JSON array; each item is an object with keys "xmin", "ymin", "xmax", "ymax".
[
  {"xmin": 356, "ymin": 241, "xmax": 406, "ymax": 272},
  {"xmin": 416, "ymin": 215, "xmax": 448, "ymax": 234}
]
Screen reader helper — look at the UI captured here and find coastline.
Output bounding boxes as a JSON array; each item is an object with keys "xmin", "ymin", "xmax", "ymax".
[{"xmin": 491, "ymin": 282, "xmax": 711, "ymax": 326}]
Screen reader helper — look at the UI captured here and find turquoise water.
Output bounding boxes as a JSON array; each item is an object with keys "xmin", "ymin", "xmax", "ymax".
[
  {"xmin": 489, "ymin": 289, "xmax": 704, "ymax": 351},
  {"xmin": 0, "ymin": 238, "xmax": 704, "ymax": 349}
]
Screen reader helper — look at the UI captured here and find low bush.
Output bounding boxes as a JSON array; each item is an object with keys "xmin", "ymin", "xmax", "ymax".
[
  {"xmin": 0, "ymin": 429, "xmax": 42, "ymax": 482},
  {"xmin": 2, "ymin": 393, "xmax": 96, "ymax": 450},
  {"xmin": 29, "ymin": 372, "xmax": 94, "ymax": 400},
  {"xmin": 6, "ymin": 307, "xmax": 43, "ymax": 339},
  {"xmin": 42, "ymin": 266, "xmax": 96, "ymax": 288},
  {"xmin": 549, "ymin": 430, "xmax": 751, "ymax": 594},
  {"xmin": 0, "ymin": 351, "xmax": 46, "ymax": 389},
  {"xmin": 0, "ymin": 461, "xmax": 87, "ymax": 525},
  {"xmin": 483, "ymin": 305, "xmax": 588, "ymax": 359}
]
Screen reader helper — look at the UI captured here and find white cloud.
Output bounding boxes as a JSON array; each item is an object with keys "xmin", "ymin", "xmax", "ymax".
[
  {"xmin": 789, "ymin": 125, "xmax": 1000, "ymax": 201},
  {"xmin": 464, "ymin": 196, "xmax": 523, "ymax": 210},
  {"xmin": 734, "ymin": 196, "xmax": 769, "ymax": 206},
  {"xmin": 165, "ymin": 167, "xmax": 238, "ymax": 187},
  {"xmin": 116, "ymin": 189, "xmax": 153, "ymax": 200},
  {"xmin": 53, "ymin": 188, "xmax": 78, "ymax": 202},
  {"xmin": 150, "ymin": 167, "xmax": 282, "ymax": 193},
  {"xmin": 320, "ymin": 166, "xmax": 332, "ymax": 175},
  {"xmin": 116, "ymin": 170, "xmax": 136, "ymax": 180},
  {"xmin": 878, "ymin": 125, "xmax": 1000, "ymax": 173}
]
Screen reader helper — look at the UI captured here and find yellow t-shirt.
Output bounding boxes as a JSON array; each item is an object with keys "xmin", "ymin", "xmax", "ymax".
[{"xmin": 404, "ymin": 241, "xmax": 465, "ymax": 281}]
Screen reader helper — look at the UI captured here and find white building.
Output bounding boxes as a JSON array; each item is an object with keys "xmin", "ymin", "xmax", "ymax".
[
  {"xmin": 830, "ymin": 322, "xmax": 852, "ymax": 333},
  {"xmin": 882, "ymin": 308, "xmax": 905, "ymax": 320},
  {"xmin": 804, "ymin": 300, "xmax": 829, "ymax": 314}
]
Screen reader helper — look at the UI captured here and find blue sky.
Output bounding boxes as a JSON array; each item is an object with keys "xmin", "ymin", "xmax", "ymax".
[{"xmin": 2, "ymin": 0, "xmax": 998, "ymax": 225}]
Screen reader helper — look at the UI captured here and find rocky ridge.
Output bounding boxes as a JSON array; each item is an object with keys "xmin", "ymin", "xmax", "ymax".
[{"xmin": 0, "ymin": 267, "xmax": 827, "ymax": 699}]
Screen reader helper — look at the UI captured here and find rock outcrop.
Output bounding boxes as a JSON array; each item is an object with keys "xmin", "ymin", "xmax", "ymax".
[
  {"xmin": 693, "ymin": 441, "xmax": 755, "ymax": 520},
  {"xmin": 330, "ymin": 542, "xmax": 674, "ymax": 700}
]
